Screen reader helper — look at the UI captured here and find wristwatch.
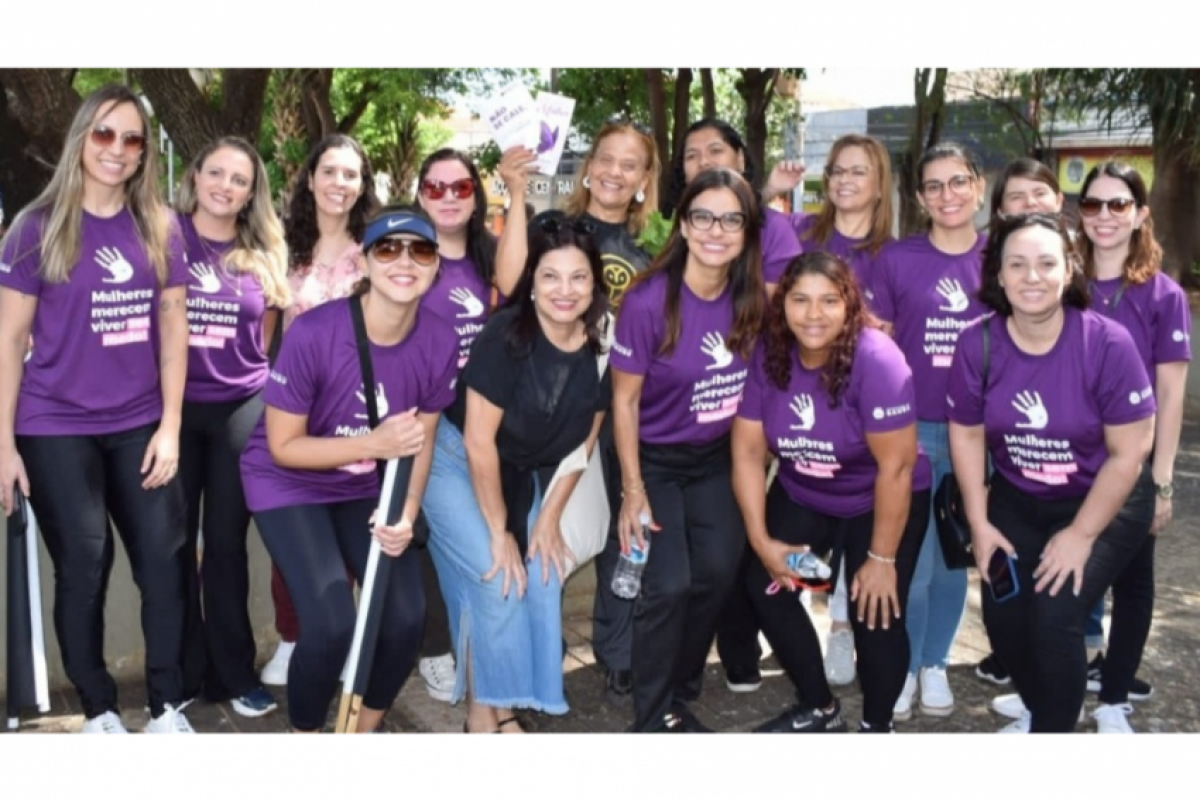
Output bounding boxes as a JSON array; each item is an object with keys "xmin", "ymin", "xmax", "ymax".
[{"xmin": 1156, "ymin": 482, "xmax": 1174, "ymax": 499}]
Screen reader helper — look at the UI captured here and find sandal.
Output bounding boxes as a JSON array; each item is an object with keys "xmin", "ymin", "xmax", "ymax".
[{"xmin": 497, "ymin": 716, "xmax": 524, "ymax": 732}]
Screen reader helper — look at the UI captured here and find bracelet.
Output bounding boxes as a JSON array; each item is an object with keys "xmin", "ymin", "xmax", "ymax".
[
  {"xmin": 621, "ymin": 482, "xmax": 645, "ymax": 498},
  {"xmin": 867, "ymin": 550, "xmax": 896, "ymax": 564}
]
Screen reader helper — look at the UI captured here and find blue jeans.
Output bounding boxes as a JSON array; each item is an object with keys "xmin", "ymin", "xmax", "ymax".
[
  {"xmin": 422, "ymin": 418, "xmax": 568, "ymax": 714},
  {"xmin": 904, "ymin": 421, "xmax": 969, "ymax": 673}
]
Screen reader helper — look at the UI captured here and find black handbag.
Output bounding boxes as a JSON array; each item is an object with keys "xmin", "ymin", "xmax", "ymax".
[{"xmin": 933, "ymin": 318, "xmax": 990, "ymax": 570}]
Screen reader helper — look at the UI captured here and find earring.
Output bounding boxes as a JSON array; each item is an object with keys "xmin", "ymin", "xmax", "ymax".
[
  {"xmin": 530, "ymin": 290, "xmax": 536, "ymax": 301},
  {"xmin": 634, "ymin": 190, "xmax": 645, "ymax": 204},
  {"xmin": 582, "ymin": 176, "xmax": 591, "ymax": 190}
]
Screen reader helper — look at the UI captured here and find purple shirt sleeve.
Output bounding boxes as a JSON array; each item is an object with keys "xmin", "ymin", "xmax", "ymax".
[
  {"xmin": 944, "ymin": 317, "xmax": 987, "ymax": 426},
  {"xmin": 761, "ymin": 209, "xmax": 802, "ymax": 286},
  {"xmin": 421, "ymin": 332, "xmax": 460, "ymax": 414},
  {"xmin": 1095, "ymin": 322, "xmax": 1157, "ymax": 425},
  {"xmin": 855, "ymin": 331, "xmax": 918, "ymax": 433},
  {"xmin": 1153, "ymin": 276, "xmax": 1192, "ymax": 365},
  {"xmin": 609, "ymin": 285, "xmax": 659, "ymax": 376},
  {"xmin": 869, "ymin": 244, "xmax": 896, "ymax": 323},
  {"xmin": 264, "ymin": 320, "xmax": 319, "ymax": 416},
  {"xmin": 737, "ymin": 344, "xmax": 768, "ymax": 422},
  {"xmin": 165, "ymin": 221, "xmax": 189, "ymax": 289},
  {"xmin": 0, "ymin": 215, "xmax": 45, "ymax": 296}
]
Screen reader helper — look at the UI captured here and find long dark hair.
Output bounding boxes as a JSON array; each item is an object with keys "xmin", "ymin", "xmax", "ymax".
[
  {"xmin": 979, "ymin": 212, "xmax": 1089, "ymax": 316},
  {"xmin": 666, "ymin": 117, "xmax": 759, "ymax": 213},
  {"xmin": 505, "ymin": 212, "xmax": 609, "ymax": 356},
  {"xmin": 284, "ymin": 134, "xmax": 380, "ymax": 270},
  {"xmin": 631, "ymin": 168, "xmax": 765, "ymax": 360},
  {"xmin": 1077, "ymin": 161, "xmax": 1161, "ymax": 285},
  {"xmin": 416, "ymin": 148, "xmax": 497, "ymax": 286},
  {"xmin": 765, "ymin": 252, "xmax": 879, "ymax": 406}
]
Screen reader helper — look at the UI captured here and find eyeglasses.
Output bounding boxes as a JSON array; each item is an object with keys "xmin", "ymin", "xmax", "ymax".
[
  {"xmin": 1078, "ymin": 196, "xmax": 1137, "ymax": 217},
  {"xmin": 685, "ymin": 208, "xmax": 747, "ymax": 233},
  {"xmin": 90, "ymin": 126, "xmax": 147, "ymax": 155},
  {"xmin": 920, "ymin": 174, "xmax": 975, "ymax": 198},
  {"xmin": 536, "ymin": 215, "xmax": 596, "ymax": 236},
  {"xmin": 370, "ymin": 238, "xmax": 438, "ymax": 266},
  {"xmin": 604, "ymin": 114, "xmax": 652, "ymax": 136},
  {"xmin": 420, "ymin": 178, "xmax": 475, "ymax": 200},
  {"xmin": 826, "ymin": 166, "xmax": 870, "ymax": 182}
]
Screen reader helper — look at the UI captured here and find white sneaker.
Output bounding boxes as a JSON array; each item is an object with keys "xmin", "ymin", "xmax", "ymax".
[
  {"xmin": 918, "ymin": 666, "xmax": 954, "ymax": 716},
  {"xmin": 260, "ymin": 640, "xmax": 295, "ymax": 687},
  {"xmin": 418, "ymin": 652, "xmax": 456, "ymax": 703},
  {"xmin": 824, "ymin": 629, "xmax": 856, "ymax": 686},
  {"xmin": 893, "ymin": 673, "xmax": 917, "ymax": 721},
  {"xmin": 1093, "ymin": 703, "xmax": 1134, "ymax": 733},
  {"xmin": 991, "ymin": 692, "xmax": 1026, "ymax": 720},
  {"xmin": 999, "ymin": 710, "xmax": 1031, "ymax": 733},
  {"xmin": 81, "ymin": 711, "xmax": 128, "ymax": 734},
  {"xmin": 145, "ymin": 704, "xmax": 195, "ymax": 734}
]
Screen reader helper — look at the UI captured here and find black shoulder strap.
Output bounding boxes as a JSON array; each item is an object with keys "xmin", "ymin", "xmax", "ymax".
[
  {"xmin": 267, "ymin": 310, "xmax": 284, "ymax": 366},
  {"xmin": 981, "ymin": 315, "xmax": 991, "ymax": 393},
  {"xmin": 348, "ymin": 296, "xmax": 386, "ymax": 483}
]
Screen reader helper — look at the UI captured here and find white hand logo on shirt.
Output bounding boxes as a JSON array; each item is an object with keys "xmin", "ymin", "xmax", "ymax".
[
  {"xmin": 449, "ymin": 287, "xmax": 485, "ymax": 318},
  {"xmin": 1012, "ymin": 390, "xmax": 1049, "ymax": 430},
  {"xmin": 789, "ymin": 394, "xmax": 816, "ymax": 431},
  {"xmin": 189, "ymin": 263, "xmax": 222, "ymax": 294},
  {"xmin": 700, "ymin": 331, "xmax": 733, "ymax": 371},
  {"xmin": 936, "ymin": 278, "xmax": 970, "ymax": 313},
  {"xmin": 95, "ymin": 247, "xmax": 134, "ymax": 284},
  {"xmin": 354, "ymin": 382, "xmax": 390, "ymax": 420}
]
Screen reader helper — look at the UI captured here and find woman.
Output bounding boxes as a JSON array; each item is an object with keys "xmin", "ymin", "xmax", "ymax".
[
  {"xmin": 410, "ymin": 148, "xmax": 499, "ymax": 702},
  {"xmin": 421, "ymin": 214, "xmax": 610, "ymax": 732},
  {"xmin": 732, "ymin": 252, "xmax": 930, "ymax": 733},
  {"xmin": 1075, "ymin": 162, "xmax": 1188, "ymax": 732},
  {"xmin": 610, "ymin": 168, "xmax": 765, "ymax": 732},
  {"xmin": 946, "ymin": 212, "xmax": 1156, "ymax": 733},
  {"xmin": 872, "ymin": 142, "xmax": 987, "ymax": 720},
  {"xmin": 239, "ymin": 206, "xmax": 458, "ymax": 732},
  {"xmin": 174, "ymin": 136, "xmax": 291, "ymax": 717},
  {"xmin": 260, "ymin": 133, "xmax": 379, "ymax": 687},
  {"xmin": 760, "ymin": 133, "xmax": 897, "ymax": 687},
  {"xmin": 496, "ymin": 119, "xmax": 660, "ymax": 698},
  {"xmin": 0, "ymin": 84, "xmax": 193, "ymax": 734}
]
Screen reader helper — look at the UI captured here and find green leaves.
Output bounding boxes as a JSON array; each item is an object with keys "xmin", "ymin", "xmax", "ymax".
[{"xmin": 635, "ymin": 210, "xmax": 673, "ymax": 257}]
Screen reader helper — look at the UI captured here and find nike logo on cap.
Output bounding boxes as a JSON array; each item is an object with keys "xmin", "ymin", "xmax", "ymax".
[{"xmin": 387, "ymin": 218, "xmax": 405, "ymax": 228}]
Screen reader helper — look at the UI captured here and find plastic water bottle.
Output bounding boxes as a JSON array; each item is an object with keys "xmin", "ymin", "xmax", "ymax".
[
  {"xmin": 787, "ymin": 551, "xmax": 831, "ymax": 582},
  {"xmin": 611, "ymin": 512, "xmax": 652, "ymax": 599}
]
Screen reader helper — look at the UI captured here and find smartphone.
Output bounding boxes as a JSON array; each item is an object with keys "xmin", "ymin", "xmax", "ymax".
[
  {"xmin": 8, "ymin": 488, "xmax": 28, "ymax": 531},
  {"xmin": 987, "ymin": 548, "xmax": 1019, "ymax": 603}
]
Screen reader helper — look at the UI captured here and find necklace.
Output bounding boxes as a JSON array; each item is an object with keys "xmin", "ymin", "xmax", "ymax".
[
  {"xmin": 1090, "ymin": 280, "xmax": 1126, "ymax": 312},
  {"xmin": 194, "ymin": 232, "xmax": 243, "ymax": 297}
]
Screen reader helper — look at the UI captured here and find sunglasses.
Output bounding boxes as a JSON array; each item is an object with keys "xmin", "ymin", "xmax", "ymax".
[
  {"xmin": 685, "ymin": 208, "xmax": 747, "ymax": 233},
  {"xmin": 90, "ymin": 126, "xmax": 147, "ymax": 155},
  {"xmin": 604, "ymin": 114, "xmax": 652, "ymax": 136},
  {"xmin": 1078, "ymin": 196, "xmax": 1137, "ymax": 217},
  {"xmin": 370, "ymin": 238, "xmax": 438, "ymax": 267},
  {"xmin": 420, "ymin": 178, "xmax": 475, "ymax": 200},
  {"xmin": 537, "ymin": 215, "xmax": 596, "ymax": 236}
]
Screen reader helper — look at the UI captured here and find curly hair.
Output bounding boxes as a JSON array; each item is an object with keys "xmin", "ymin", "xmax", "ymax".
[
  {"xmin": 1077, "ymin": 161, "xmax": 1162, "ymax": 285},
  {"xmin": 764, "ymin": 252, "xmax": 880, "ymax": 407},
  {"xmin": 284, "ymin": 134, "xmax": 379, "ymax": 271}
]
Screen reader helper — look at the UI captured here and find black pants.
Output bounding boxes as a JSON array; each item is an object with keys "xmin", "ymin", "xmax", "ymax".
[
  {"xmin": 178, "ymin": 393, "xmax": 263, "ymax": 700},
  {"xmin": 17, "ymin": 422, "xmax": 187, "ymax": 718},
  {"xmin": 985, "ymin": 469, "xmax": 1153, "ymax": 732},
  {"xmin": 747, "ymin": 481, "xmax": 927, "ymax": 726},
  {"xmin": 591, "ymin": 422, "xmax": 634, "ymax": 674},
  {"xmin": 631, "ymin": 442, "xmax": 745, "ymax": 731},
  {"xmin": 1099, "ymin": 530, "xmax": 1156, "ymax": 703},
  {"xmin": 417, "ymin": 524, "xmax": 452, "ymax": 658},
  {"xmin": 714, "ymin": 553, "xmax": 762, "ymax": 678},
  {"xmin": 255, "ymin": 499, "xmax": 424, "ymax": 731}
]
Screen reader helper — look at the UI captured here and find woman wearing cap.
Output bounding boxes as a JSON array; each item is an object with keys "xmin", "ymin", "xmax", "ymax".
[
  {"xmin": 260, "ymin": 133, "xmax": 379, "ymax": 687},
  {"xmin": 173, "ymin": 136, "xmax": 291, "ymax": 717},
  {"xmin": 0, "ymin": 84, "xmax": 194, "ymax": 734},
  {"xmin": 240, "ymin": 206, "xmax": 458, "ymax": 733},
  {"xmin": 421, "ymin": 214, "xmax": 610, "ymax": 733},
  {"xmin": 495, "ymin": 119, "xmax": 661, "ymax": 699},
  {"xmin": 947, "ymin": 212, "xmax": 1155, "ymax": 733}
]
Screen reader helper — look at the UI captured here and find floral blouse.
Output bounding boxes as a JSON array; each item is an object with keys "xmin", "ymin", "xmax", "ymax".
[{"xmin": 283, "ymin": 242, "xmax": 364, "ymax": 331}]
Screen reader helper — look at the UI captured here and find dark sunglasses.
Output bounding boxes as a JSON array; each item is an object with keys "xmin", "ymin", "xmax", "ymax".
[
  {"xmin": 370, "ymin": 238, "xmax": 438, "ymax": 266},
  {"xmin": 90, "ymin": 126, "xmax": 147, "ymax": 155},
  {"xmin": 604, "ymin": 114, "xmax": 652, "ymax": 136},
  {"xmin": 685, "ymin": 208, "xmax": 747, "ymax": 233},
  {"xmin": 537, "ymin": 215, "xmax": 596, "ymax": 236},
  {"xmin": 1078, "ymin": 196, "xmax": 1137, "ymax": 217},
  {"xmin": 420, "ymin": 178, "xmax": 475, "ymax": 200}
]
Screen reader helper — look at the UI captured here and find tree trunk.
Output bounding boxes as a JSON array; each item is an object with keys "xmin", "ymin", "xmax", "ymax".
[
  {"xmin": 1150, "ymin": 140, "xmax": 1200, "ymax": 285},
  {"xmin": 0, "ymin": 69, "xmax": 81, "ymax": 215},
  {"xmin": 132, "ymin": 69, "xmax": 223, "ymax": 167},
  {"xmin": 700, "ymin": 69, "xmax": 717, "ymax": 119},
  {"xmin": 671, "ymin": 68, "xmax": 694, "ymax": 169},
  {"xmin": 898, "ymin": 68, "xmax": 949, "ymax": 237},
  {"xmin": 299, "ymin": 69, "xmax": 336, "ymax": 146},
  {"xmin": 643, "ymin": 68, "xmax": 671, "ymax": 211},
  {"xmin": 217, "ymin": 69, "xmax": 271, "ymax": 141},
  {"xmin": 736, "ymin": 68, "xmax": 779, "ymax": 190}
]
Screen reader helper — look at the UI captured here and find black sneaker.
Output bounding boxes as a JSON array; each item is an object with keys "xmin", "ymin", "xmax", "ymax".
[
  {"xmin": 857, "ymin": 720, "xmax": 895, "ymax": 733},
  {"xmin": 725, "ymin": 665, "xmax": 762, "ymax": 693},
  {"xmin": 1085, "ymin": 652, "xmax": 1153, "ymax": 701},
  {"xmin": 974, "ymin": 653, "xmax": 1011, "ymax": 686},
  {"xmin": 753, "ymin": 699, "xmax": 848, "ymax": 733},
  {"xmin": 606, "ymin": 668, "xmax": 633, "ymax": 697},
  {"xmin": 654, "ymin": 704, "xmax": 714, "ymax": 733}
]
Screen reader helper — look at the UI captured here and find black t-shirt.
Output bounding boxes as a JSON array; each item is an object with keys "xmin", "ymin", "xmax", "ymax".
[{"xmin": 580, "ymin": 212, "xmax": 650, "ymax": 310}]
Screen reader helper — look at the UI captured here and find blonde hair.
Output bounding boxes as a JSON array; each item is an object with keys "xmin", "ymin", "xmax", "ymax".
[
  {"xmin": 176, "ymin": 136, "xmax": 292, "ymax": 308},
  {"xmin": 0, "ymin": 84, "xmax": 172, "ymax": 285},
  {"xmin": 563, "ymin": 121, "xmax": 660, "ymax": 237}
]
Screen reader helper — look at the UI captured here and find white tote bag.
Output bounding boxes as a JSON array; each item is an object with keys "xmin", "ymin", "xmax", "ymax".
[{"xmin": 547, "ymin": 313, "xmax": 613, "ymax": 577}]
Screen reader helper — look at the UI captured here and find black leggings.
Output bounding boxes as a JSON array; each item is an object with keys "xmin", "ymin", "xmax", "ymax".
[
  {"xmin": 985, "ymin": 469, "xmax": 1153, "ymax": 732},
  {"xmin": 178, "ymin": 393, "xmax": 263, "ymax": 700},
  {"xmin": 254, "ymin": 499, "xmax": 424, "ymax": 731},
  {"xmin": 17, "ymin": 422, "xmax": 188, "ymax": 718},
  {"xmin": 746, "ymin": 481, "xmax": 928, "ymax": 727}
]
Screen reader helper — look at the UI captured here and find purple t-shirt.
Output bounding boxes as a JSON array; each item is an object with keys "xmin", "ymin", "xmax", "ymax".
[
  {"xmin": 872, "ymin": 233, "xmax": 988, "ymax": 421},
  {"xmin": 739, "ymin": 329, "xmax": 931, "ymax": 516},
  {"xmin": 0, "ymin": 207, "xmax": 188, "ymax": 435},
  {"xmin": 420, "ymin": 254, "xmax": 489, "ymax": 371},
  {"xmin": 761, "ymin": 208, "xmax": 803, "ymax": 286},
  {"xmin": 178, "ymin": 214, "xmax": 270, "ymax": 403},
  {"xmin": 791, "ymin": 213, "xmax": 887, "ymax": 310},
  {"xmin": 239, "ymin": 298, "xmax": 459, "ymax": 512},
  {"xmin": 1090, "ymin": 272, "xmax": 1192, "ymax": 387},
  {"xmin": 610, "ymin": 272, "xmax": 749, "ymax": 446},
  {"xmin": 945, "ymin": 309, "xmax": 1156, "ymax": 500}
]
